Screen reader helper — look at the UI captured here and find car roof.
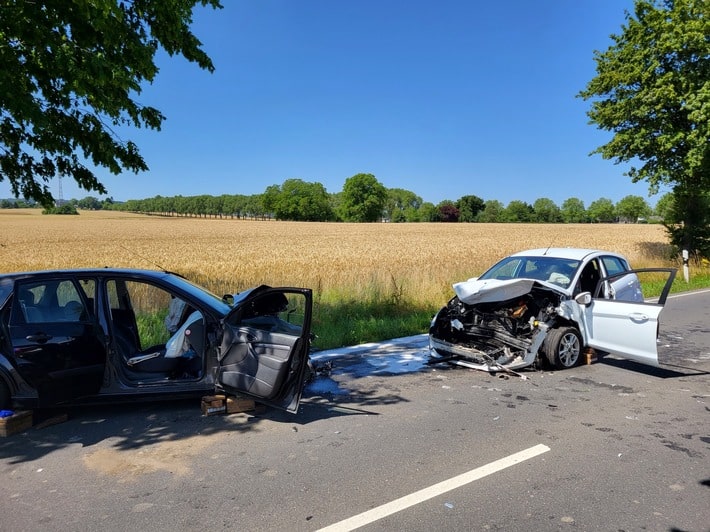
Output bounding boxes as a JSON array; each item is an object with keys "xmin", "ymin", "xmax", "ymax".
[
  {"xmin": 508, "ymin": 248, "xmax": 624, "ymax": 261},
  {"xmin": 0, "ymin": 268, "xmax": 177, "ymax": 280},
  {"xmin": 0, "ymin": 268, "xmax": 232, "ymax": 316}
]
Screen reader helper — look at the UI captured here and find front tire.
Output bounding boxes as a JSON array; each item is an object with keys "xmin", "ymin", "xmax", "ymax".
[{"xmin": 543, "ymin": 326, "xmax": 582, "ymax": 369}]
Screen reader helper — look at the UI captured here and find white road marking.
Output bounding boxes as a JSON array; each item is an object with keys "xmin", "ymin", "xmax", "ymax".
[
  {"xmin": 667, "ymin": 288, "xmax": 710, "ymax": 299},
  {"xmin": 317, "ymin": 443, "xmax": 550, "ymax": 532}
]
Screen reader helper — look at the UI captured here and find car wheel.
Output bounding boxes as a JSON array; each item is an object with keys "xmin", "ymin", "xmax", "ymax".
[
  {"xmin": 543, "ymin": 326, "xmax": 582, "ymax": 369},
  {"xmin": 0, "ymin": 379, "xmax": 10, "ymax": 410}
]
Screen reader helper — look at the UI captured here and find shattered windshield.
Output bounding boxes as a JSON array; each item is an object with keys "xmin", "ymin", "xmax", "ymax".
[{"xmin": 479, "ymin": 256, "xmax": 581, "ymax": 288}]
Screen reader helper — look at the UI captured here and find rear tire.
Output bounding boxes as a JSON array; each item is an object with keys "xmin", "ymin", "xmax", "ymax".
[{"xmin": 543, "ymin": 326, "xmax": 582, "ymax": 369}]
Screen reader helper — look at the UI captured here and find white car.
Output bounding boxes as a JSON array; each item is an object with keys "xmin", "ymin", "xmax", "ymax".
[{"xmin": 429, "ymin": 248, "xmax": 676, "ymax": 372}]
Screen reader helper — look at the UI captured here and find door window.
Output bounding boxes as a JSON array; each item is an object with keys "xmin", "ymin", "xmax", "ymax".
[
  {"xmin": 601, "ymin": 256, "xmax": 629, "ymax": 277},
  {"xmin": 13, "ymin": 279, "xmax": 89, "ymax": 324}
]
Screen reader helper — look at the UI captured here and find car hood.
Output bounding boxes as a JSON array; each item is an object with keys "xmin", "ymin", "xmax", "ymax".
[{"xmin": 453, "ymin": 278, "xmax": 566, "ymax": 305}]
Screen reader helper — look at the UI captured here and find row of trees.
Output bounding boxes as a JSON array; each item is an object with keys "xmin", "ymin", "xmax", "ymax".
[{"xmin": 1, "ymin": 172, "xmax": 672, "ymax": 224}]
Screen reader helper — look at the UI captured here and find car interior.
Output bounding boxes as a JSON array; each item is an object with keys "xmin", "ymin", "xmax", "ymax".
[{"xmin": 108, "ymin": 279, "xmax": 204, "ymax": 381}]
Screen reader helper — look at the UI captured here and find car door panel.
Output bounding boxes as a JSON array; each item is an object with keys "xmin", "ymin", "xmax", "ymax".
[
  {"xmin": 583, "ymin": 300, "xmax": 663, "ymax": 366},
  {"xmin": 217, "ymin": 287, "xmax": 312, "ymax": 413},
  {"xmin": 581, "ymin": 268, "xmax": 675, "ymax": 367},
  {"xmin": 219, "ymin": 328, "xmax": 295, "ymax": 400}
]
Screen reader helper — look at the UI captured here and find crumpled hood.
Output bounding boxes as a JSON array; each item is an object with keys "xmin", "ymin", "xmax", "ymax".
[{"xmin": 453, "ymin": 278, "xmax": 548, "ymax": 305}]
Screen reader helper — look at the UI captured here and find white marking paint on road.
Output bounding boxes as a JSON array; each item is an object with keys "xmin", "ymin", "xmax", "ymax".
[
  {"xmin": 667, "ymin": 288, "xmax": 710, "ymax": 299},
  {"xmin": 317, "ymin": 443, "xmax": 551, "ymax": 532}
]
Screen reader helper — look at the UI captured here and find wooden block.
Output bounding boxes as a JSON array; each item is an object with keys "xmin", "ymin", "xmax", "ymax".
[
  {"xmin": 0, "ymin": 410, "xmax": 33, "ymax": 437},
  {"xmin": 201, "ymin": 394, "xmax": 226, "ymax": 416},
  {"xmin": 226, "ymin": 396, "xmax": 255, "ymax": 414}
]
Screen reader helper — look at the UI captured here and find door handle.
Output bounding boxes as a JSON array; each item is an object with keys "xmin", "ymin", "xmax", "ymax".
[
  {"xmin": 628, "ymin": 313, "xmax": 648, "ymax": 323},
  {"xmin": 27, "ymin": 333, "xmax": 53, "ymax": 343}
]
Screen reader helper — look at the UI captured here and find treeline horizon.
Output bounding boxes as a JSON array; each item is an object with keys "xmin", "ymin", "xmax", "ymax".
[{"xmin": 0, "ymin": 175, "xmax": 670, "ymax": 224}]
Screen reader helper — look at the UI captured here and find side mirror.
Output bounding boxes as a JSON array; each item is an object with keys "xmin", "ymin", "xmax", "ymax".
[
  {"xmin": 575, "ymin": 292, "xmax": 592, "ymax": 306},
  {"xmin": 222, "ymin": 294, "xmax": 234, "ymax": 306}
]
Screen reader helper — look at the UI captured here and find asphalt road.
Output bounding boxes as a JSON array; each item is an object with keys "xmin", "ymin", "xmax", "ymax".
[{"xmin": 1, "ymin": 290, "xmax": 708, "ymax": 532}]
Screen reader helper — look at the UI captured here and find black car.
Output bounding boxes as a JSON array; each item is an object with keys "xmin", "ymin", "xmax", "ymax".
[{"xmin": 0, "ymin": 269, "xmax": 313, "ymax": 413}]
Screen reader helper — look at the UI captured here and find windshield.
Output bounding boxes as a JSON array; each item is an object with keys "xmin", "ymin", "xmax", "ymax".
[
  {"xmin": 165, "ymin": 274, "xmax": 233, "ymax": 315},
  {"xmin": 479, "ymin": 256, "xmax": 581, "ymax": 288}
]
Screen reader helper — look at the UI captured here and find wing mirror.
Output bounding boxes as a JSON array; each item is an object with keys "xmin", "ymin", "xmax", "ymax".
[{"xmin": 575, "ymin": 292, "xmax": 592, "ymax": 306}]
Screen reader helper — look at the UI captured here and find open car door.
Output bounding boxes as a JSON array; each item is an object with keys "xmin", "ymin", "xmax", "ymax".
[
  {"xmin": 217, "ymin": 286, "xmax": 313, "ymax": 413},
  {"xmin": 582, "ymin": 268, "xmax": 676, "ymax": 367}
]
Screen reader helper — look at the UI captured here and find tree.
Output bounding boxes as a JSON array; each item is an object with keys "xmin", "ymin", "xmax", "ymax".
[
  {"xmin": 579, "ymin": 0, "xmax": 710, "ymax": 254},
  {"xmin": 77, "ymin": 196, "xmax": 102, "ymax": 210},
  {"xmin": 616, "ymin": 194, "xmax": 651, "ymax": 222},
  {"xmin": 417, "ymin": 202, "xmax": 438, "ymax": 222},
  {"xmin": 435, "ymin": 200, "xmax": 459, "ymax": 222},
  {"xmin": 264, "ymin": 179, "xmax": 333, "ymax": 221},
  {"xmin": 587, "ymin": 197, "xmax": 617, "ymax": 223},
  {"xmin": 561, "ymin": 197, "xmax": 588, "ymax": 223},
  {"xmin": 456, "ymin": 195, "xmax": 485, "ymax": 222},
  {"xmin": 477, "ymin": 200, "xmax": 505, "ymax": 222},
  {"xmin": 338, "ymin": 173, "xmax": 388, "ymax": 222},
  {"xmin": 0, "ymin": 1, "xmax": 222, "ymax": 207},
  {"xmin": 663, "ymin": 190, "xmax": 710, "ymax": 257},
  {"xmin": 385, "ymin": 188, "xmax": 422, "ymax": 223},
  {"xmin": 532, "ymin": 198, "xmax": 562, "ymax": 223},
  {"xmin": 654, "ymin": 192, "xmax": 674, "ymax": 220},
  {"xmin": 504, "ymin": 200, "xmax": 534, "ymax": 222}
]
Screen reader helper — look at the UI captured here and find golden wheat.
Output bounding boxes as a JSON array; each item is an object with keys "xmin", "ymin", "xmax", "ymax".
[{"xmin": 0, "ymin": 209, "xmax": 672, "ymax": 304}]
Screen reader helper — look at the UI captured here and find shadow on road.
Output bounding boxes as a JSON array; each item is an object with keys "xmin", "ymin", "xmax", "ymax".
[{"xmin": 0, "ymin": 373, "xmax": 406, "ymax": 464}]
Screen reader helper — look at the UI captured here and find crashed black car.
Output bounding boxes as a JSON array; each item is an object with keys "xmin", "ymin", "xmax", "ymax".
[
  {"xmin": 0, "ymin": 269, "xmax": 312, "ymax": 413},
  {"xmin": 429, "ymin": 248, "xmax": 676, "ymax": 372}
]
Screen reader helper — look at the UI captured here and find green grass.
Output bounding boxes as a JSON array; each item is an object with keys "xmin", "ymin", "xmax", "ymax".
[
  {"xmin": 642, "ymin": 270, "xmax": 710, "ymax": 298},
  {"xmin": 310, "ymin": 297, "xmax": 438, "ymax": 351},
  {"xmin": 135, "ymin": 310, "xmax": 171, "ymax": 349}
]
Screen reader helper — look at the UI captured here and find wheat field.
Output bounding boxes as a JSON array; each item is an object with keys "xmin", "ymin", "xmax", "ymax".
[{"xmin": 0, "ymin": 209, "xmax": 672, "ymax": 305}]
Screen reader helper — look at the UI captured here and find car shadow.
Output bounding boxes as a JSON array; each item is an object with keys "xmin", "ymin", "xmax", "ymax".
[
  {"xmin": 598, "ymin": 356, "xmax": 710, "ymax": 378},
  {"xmin": 0, "ymin": 382, "xmax": 399, "ymax": 464}
]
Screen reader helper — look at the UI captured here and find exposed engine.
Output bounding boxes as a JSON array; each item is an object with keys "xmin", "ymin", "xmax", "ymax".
[{"xmin": 429, "ymin": 286, "xmax": 563, "ymax": 369}]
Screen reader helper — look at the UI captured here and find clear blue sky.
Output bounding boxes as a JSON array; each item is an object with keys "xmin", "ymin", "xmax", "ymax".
[{"xmin": 3, "ymin": 0, "xmax": 669, "ymax": 207}]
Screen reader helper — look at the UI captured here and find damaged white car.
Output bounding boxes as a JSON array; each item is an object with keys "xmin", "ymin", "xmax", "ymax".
[{"xmin": 429, "ymin": 248, "xmax": 676, "ymax": 373}]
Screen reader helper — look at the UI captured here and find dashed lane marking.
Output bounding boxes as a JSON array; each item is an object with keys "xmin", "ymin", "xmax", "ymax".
[{"xmin": 317, "ymin": 443, "xmax": 551, "ymax": 532}]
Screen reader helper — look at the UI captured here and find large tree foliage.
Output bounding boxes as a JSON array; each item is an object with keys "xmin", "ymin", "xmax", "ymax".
[
  {"xmin": 456, "ymin": 194, "xmax": 485, "ymax": 222},
  {"xmin": 587, "ymin": 198, "xmax": 617, "ymax": 223},
  {"xmin": 385, "ymin": 188, "xmax": 422, "ymax": 222},
  {"xmin": 477, "ymin": 199, "xmax": 505, "ymax": 222},
  {"xmin": 616, "ymin": 194, "xmax": 651, "ymax": 223},
  {"xmin": 262, "ymin": 179, "xmax": 333, "ymax": 221},
  {"xmin": 504, "ymin": 200, "xmax": 533, "ymax": 222},
  {"xmin": 579, "ymin": 0, "xmax": 710, "ymax": 254},
  {"xmin": 532, "ymin": 197, "xmax": 562, "ymax": 223},
  {"xmin": 435, "ymin": 200, "xmax": 459, "ymax": 222},
  {"xmin": 560, "ymin": 197, "xmax": 588, "ymax": 223},
  {"xmin": 616, "ymin": 194, "xmax": 651, "ymax": 222},
  {"xmin": 338, "ymin": 173, "xmax": 387, "ymax": 222},
  {"xmin": 0, "ymin": 0, "xmax": 222, "ymax": 206}
]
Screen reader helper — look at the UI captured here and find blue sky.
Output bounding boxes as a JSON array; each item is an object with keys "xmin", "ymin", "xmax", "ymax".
[{"xmin": 3, "ymin": 0, "xmax": 669, "ymax": 207}]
